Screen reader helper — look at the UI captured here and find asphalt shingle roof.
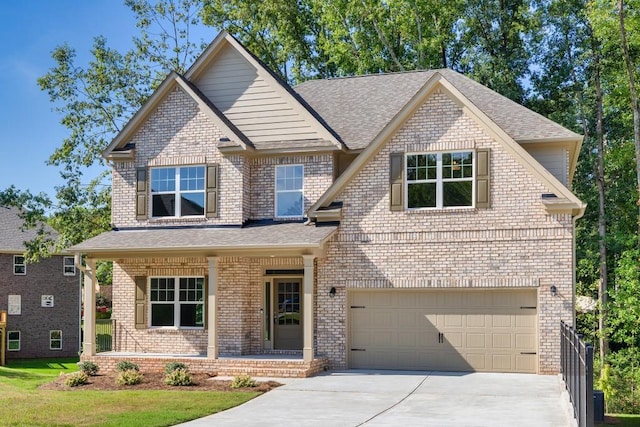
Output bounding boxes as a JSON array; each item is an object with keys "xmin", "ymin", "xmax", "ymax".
[
  {"xmin": 294, "ymin": 68, "xmax": 580, "ymax": 150},
  {"xmin": 0, "ymin": 206, "xmax": 56, "ymax": 252},
  {"xmin": 69, "ymin": 222, "xmax": 337, "ymax": 253}
]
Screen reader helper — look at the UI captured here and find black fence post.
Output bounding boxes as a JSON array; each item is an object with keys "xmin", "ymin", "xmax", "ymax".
[{"xmin": 560, "ymin": 321, "xmax": 595, "ymax": 427}]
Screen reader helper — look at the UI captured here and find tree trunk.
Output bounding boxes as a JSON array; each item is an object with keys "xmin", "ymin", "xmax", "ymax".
[{"xmin": 618, "ymin": 0, "xmax": 640, "ymax": 240}]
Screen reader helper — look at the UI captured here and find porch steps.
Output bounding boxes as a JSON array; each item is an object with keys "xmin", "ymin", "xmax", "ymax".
[{"xmin": 80, "ymin": 354, "xmax": 329, "ymax": 378}]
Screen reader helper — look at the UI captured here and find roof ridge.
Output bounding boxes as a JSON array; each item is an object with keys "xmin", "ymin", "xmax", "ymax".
[{"xmin": 295, "ymin": 68, "xmax": 443, "ymax": 88}]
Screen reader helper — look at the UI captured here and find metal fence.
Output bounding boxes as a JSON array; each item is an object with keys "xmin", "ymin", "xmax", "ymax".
[
  {"xmin": 96, "ymin": 319, "xmax": 115, "ymax": 353},
  {"xmin": 560, "ymin": 320, "xmax": 594, "ymax": 427}
]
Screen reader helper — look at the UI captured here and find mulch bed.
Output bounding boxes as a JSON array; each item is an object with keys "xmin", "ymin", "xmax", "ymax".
[{"xmin": 40, "ymin": 372, "xmax": 281, "ymax": 392}]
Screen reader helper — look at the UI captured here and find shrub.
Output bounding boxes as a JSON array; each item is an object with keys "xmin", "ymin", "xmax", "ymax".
[
  {"xmin": 65, "ymin": 371, "xmax": 88, "ymax": 387},
  {"xmin": 116, "ymin": 369, "xmax": 143, "ymax": 386},
  {"xmin": 77, "ymin": 361, "xmax": 99, "ymax": 376},
  {"xmin": 164, "ymin": 368, "xmax": 193, "ymax": 386},
  {"xmin": 164, "ymin": 362, "xmax": 188, "ymax": 374},
  {"xmin": 115, "ymin": 361, "xmax": 139, "ymax": 372},
  {"xmin": 231, "ymin": 374, "xmax": 256, "ymax": 389}
]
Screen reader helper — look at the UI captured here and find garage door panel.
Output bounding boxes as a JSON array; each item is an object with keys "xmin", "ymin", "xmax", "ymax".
[{"xmin": 349, "ymin": 290, "xmax": 537, "ymax": 373}]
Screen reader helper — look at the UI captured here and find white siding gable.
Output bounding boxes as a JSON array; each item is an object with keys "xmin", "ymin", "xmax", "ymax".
[{"xmin": 523, "ymin": 146, "xmax": 568, "ymax": 187}]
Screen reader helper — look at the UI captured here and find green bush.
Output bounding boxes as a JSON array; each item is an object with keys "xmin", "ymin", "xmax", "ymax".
[
  {"xmin": 600, "ymin": 348, "xmax": 640, "ymax": 414},
  {"xmin": 164, "ymin": 368, "xmax": 193, "ymax": 386},
  {"xmin": 230, "ymin": 374, "xmax": 256, "ymax": 389},
  {"xmin": 115, "ymin": 361, "xmax": 139, "ymax": 372},
  {"xmin": 77, "ymin": 361, "xmax": 99, "ymax": 376},
  {"xmin": 164, "ymin": 362, "xmax": 188, "ymax": 374},
  {"xmin": 116, "ymin": 369, "xmax": 143, "ymax": 386},
  {"xmin": 65, "ymin": 371, "xmax": 88, "ymax": 387}
]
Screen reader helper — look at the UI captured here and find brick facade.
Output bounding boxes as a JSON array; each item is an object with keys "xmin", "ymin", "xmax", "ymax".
[
  {"xmin": 101, "ymin": 84, "xmax": 576, "ymax": 375},
  {"xmin": 0, "ymin": 254, "xmax": 80, "ymax": 359}
]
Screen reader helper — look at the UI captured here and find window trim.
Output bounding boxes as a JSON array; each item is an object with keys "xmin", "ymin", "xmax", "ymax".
[
  {"xmin": 405, "ymin": 151, "xmax": 475, "ymax": 210},
  {"xmin": 274, "ymin": 164, "xmax": 304, "ymax": 219},
  {"xmin": 7, "ymin": 331, "xmax": 20, "ymax": 351},
  {"xmin": 150, "ymin": 165, "xmax": 206, "ymax": 219},
  {"xmin": 49, "ymin": 330, "xmax": 62, "ymax": 350},
  {"xmin": 149, "ymin": 276, "xmax": 205, "ymax": 330},
  {"xmin": 63, "ymin": 256, "xmax": 76, "ymax": 276},
  {"xmin": 13, "ymin": 255, "xmax": 26, "ymax": 275}
]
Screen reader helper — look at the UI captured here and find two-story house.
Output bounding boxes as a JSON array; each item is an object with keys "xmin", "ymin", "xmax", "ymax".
[
  {"xmin": 1, "ymin": 206, "xmax": 80, "ymax": 359},
  {"xmin": 71, "ymin": 31, "xmax": 584, "ymax": 377}
]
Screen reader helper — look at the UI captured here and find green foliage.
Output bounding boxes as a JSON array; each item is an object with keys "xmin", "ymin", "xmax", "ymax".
[
  {"xmin": 164, "ymin": 362, "xmax": 189, "ymax": 374},
  {"xmin": 115, "ymin": 361, "xmax": 139, "ymax": 372},
  {"xmin": 601, "ymin": 348, "xmax": 640, "ymax": 414},
  {"xmin": 116, "ymin": 369, "xmax": 144, "ymax": 386},
  {"xmin": 77, "ymin": 361, "xmax": 100, "ymax": 376},
  {"xmin": 164, "ymin": 368, "xmax": 193, "ymax": 386},
  {"xmin": 230, "ymin": 374, "xmax": 257, "ymax": 389},
  {"xmin": 64, "ymin": 371, "xmax": 89, "ymax": 387}
]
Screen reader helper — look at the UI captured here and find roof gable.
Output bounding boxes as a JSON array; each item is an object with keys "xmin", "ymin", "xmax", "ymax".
[
  {"xmin": 307, "ymin": 72, "xmax": 585, "ymax": 218},
  {"xmin": 0, "ymin": 206, "xmax": 57, "ymax": 253},
  {"xmin": 185, "ymin": 32, "xmax": 343, "ymax": 151}
]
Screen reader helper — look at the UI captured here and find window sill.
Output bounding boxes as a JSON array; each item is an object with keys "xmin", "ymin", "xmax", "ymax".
[
  {"xmin": 405, "ymin": 206, "xmax": 476, "ymax": 213},
  {"xmin": 148, "ymin": 216, "xmax": 207, "ymax": 223},
  {"xmin": 148, "ymin": 327, "xmax": 205, "ymax": 333}
]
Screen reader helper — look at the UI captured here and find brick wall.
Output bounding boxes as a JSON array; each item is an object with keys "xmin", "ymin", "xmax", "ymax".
[
  {"xmin": 315, "ymin": 89, "xmax": 575, "ymax": 374},
  {"xmin": 0, "ymin": 254, "xmax": 80, "ymax": 358}
]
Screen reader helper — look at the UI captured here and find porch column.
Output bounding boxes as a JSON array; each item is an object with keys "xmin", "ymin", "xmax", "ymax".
[
  {"xmin": 302, "ymin": 255, "xmax": 316, "ymax": 362},
  {"xmin": 82, "ymin": 258, "xmax": 96, "ymax": 356},
  {"xmin": 207, "ymin": 257, "xmax": 219, "ymax": 359}
]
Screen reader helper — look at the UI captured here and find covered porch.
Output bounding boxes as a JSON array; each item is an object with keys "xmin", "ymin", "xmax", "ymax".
[{"xmin": 71, "ymin": 222, "xmax": 337, "ymax": 378}]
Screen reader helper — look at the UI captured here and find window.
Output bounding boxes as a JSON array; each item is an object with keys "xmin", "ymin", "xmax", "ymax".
[
  {"xmin": 406, "ymin": 151, "xmax": 474, "ymax": 209},
  {"xmin": 50, "ymin": 330, "xmax": 62, "ymax": 350},
  {"xmin": 150, "ymin": 277, "xmax": 204, "ymax": 328},
  {"xmin": 13, "ymin": 255, "xmax": 25, "ymax": 275},
  {"xmin": 150, "ymin": 166, "xmax": 205, "ymax": 217},
  {"xmin": 63, "ymin": 257, "xmax": 75, "ymax": 276},
  {"xmin": 8, "ymin": 295, "xmax": 21, "ymax": 315},
  {"xmin": 275, "ymin": 165, "xmax": 304, "ymax": 218},
  {"xmin": 7, "ymin": 331, "xmax": 20, "ymax": 351}
]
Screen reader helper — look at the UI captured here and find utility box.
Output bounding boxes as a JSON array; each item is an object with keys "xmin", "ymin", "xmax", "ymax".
[{"xmin": 593, "ymin": 390, "xmax": 605, "ymax": 423}]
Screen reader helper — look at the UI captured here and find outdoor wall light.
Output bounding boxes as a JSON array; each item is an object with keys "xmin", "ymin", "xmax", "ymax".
[
  {"xmin": 329, "ymin": 287, "xmax": 336, "ymax": 298},
  {"xmin": 550, "ymin": 285, "xmax": 558, "ymax": 296}
]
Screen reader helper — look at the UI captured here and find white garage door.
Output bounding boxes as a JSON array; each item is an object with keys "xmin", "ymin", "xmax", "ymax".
[{"xmin": 349, "ymin": 289, "xmax": 538, "ymax": 373}]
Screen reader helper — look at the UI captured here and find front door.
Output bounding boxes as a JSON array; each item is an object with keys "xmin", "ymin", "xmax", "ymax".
[{"xmin": 274, "ymin": 279, "xmax": 302, "ymax": 350}]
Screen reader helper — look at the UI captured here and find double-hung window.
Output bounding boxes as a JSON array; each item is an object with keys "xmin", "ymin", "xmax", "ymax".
[
  {"xmin": 150, "ymin": 277, "xmax": 204, "ymax": 328},
  {"xmin": 63, "ymin": 257, "xmax": 75, "ymax": 276},
  {"xmin": 50, "ymin": 330, "xmax": 62, "ymax": 350},
  {"xmin": 406, "ymin": 151, "xmax": 474, "ymax": 209},
  {"xmin": 151, "ymin": 166, "xmax": 205, "ymax": 217},
  {"xmin": 13, "ymin": 255, "xmax": 25, "ymax": 275},
  {"xmin": 275, "ymin": 165, "xmax": 304, "ymax": 218}
]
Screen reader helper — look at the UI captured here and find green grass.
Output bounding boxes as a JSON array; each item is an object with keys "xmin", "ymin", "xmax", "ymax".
[
  {"xmin": 597, "ymin": 414, "xmax": 640, "ymax": 426},
  {"xmin": 0, "ymin": 358, "xmax": 259, "ymax": 426}
]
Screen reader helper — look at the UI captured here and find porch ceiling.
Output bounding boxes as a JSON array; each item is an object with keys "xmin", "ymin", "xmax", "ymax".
[{"xmin": 69, "ymin": 222, "xmax": 337, "ymax": 259}]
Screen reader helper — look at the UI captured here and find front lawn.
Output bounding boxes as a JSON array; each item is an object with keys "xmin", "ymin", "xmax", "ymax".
[{"xmin": 0, "ymin": 358, "xmax": 260, "ymax": 426}]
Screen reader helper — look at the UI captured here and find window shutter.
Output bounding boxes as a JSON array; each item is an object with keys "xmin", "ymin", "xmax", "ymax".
[
  {"xmin": 476, "ymin": 149, "xmax": 491, "ymax": 208},
  {"xmin": 134, "ymin": 276, "xmax": 147, "ymax": 329},
  {"xmin": 203, "ymin": 275, "xmax": 208, "ymax": 330},
  {"xmin": 136, "ymin": 167, "xmax": 147, "ymax": 219},
  {"xmin": 389, "ymin": 153, "xmax": 404, "ymax": 211},
  {"xmin": 206, "ymin": 164, "xmax": 219, "ymax": 218}
]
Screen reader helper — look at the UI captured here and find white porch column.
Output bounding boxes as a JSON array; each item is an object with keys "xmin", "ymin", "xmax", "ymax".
[
  {"xmin": 302, "ymin": 255, "xmax": 316, "ymax": 362},
  {"xmin": 207, "ymin": 257, "xmax": 219, "ymax": 359},
  {"xmin": 82, "ymin": 258, "xmax": 96, "ymax": 356}
]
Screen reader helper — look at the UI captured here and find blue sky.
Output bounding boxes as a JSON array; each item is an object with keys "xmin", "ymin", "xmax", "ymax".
[{"xmin": 0, "ymin": 1, "xmax": 214, "ymax": 201}]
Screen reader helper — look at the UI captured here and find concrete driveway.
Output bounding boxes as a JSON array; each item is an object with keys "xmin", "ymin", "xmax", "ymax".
[{"xmin": 177, "ymin": 370, "xmax": 572, "ymax": 427}]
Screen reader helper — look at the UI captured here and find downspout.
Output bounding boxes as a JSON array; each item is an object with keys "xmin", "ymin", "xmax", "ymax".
[{"xmin": 572, "ymin": 205, "xmax": 586, "ymax": 329}]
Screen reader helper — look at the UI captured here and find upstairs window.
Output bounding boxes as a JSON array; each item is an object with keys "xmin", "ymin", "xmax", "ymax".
[
  {"xmin": 150, "ymin": 277, "xmax": 204, "ymax": 328},
  {"xmin": 406, "ymin": 152, "xmax": 474, "ymax": 209},
  {"xmin": 150, "ymin": 166, "xmax": 205, "ymax": 218},
  {"xmin": 275, "ymin": 165, "xmax": 304, "ymax": 218},
  {"xmin": 63, "ymin": 257, "xmax": 76, "ymax": 276},
  {"xmin": 13, "ymin": 255, "xmax": 25, "ymax": 275}
]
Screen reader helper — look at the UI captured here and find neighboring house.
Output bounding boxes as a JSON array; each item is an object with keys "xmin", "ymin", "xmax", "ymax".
[
  {"xmin": 71, "ymin": 32, "xmax": 585, "ymax": 377},
  {"xmin": 0, "ymin": 207, "xmax": 80, "ymax": 359}
]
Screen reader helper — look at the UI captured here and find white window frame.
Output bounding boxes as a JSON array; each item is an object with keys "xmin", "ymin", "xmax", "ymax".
[
  {"xmin": 13, "ymin": 255, "xmax": 26, "ymax": 275},
  {"xmin": 274, "ymin": 164, "xmax": 304, "ymax": 218},
  {"xmin": 49, "ymin": 330, "xmax": 62, "ymax": 350},
  {"xmin": 63, "ymin": 256, "xmax": 76, "ymax": 276},
  {"xmin": 8, "ymin": 295, "xmax": 21, "ymax": 315},
  {"xmin": 7, "ymin": 331, "xmax": 20, "ymax": 351},
  {"xmin": 405, "ymin": 151, "xmax": 475, "ymax": 210},
  {"xmin": 150, "ymin": 166, "xmax": 206, "ymax": 218},
  {"xmin": 149, "ymin": 277, "xmax": 205, "ymax": 329}
]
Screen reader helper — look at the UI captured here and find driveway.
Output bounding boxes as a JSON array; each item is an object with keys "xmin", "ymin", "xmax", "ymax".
[{"xmin": 177, "ymin": 370, "xmax": 572, "ymax": 427}]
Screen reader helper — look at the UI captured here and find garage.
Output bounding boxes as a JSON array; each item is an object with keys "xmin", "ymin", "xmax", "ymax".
[{"xmin": 348, "ymin": 289, "xmax": 538, "ymax": 373}]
